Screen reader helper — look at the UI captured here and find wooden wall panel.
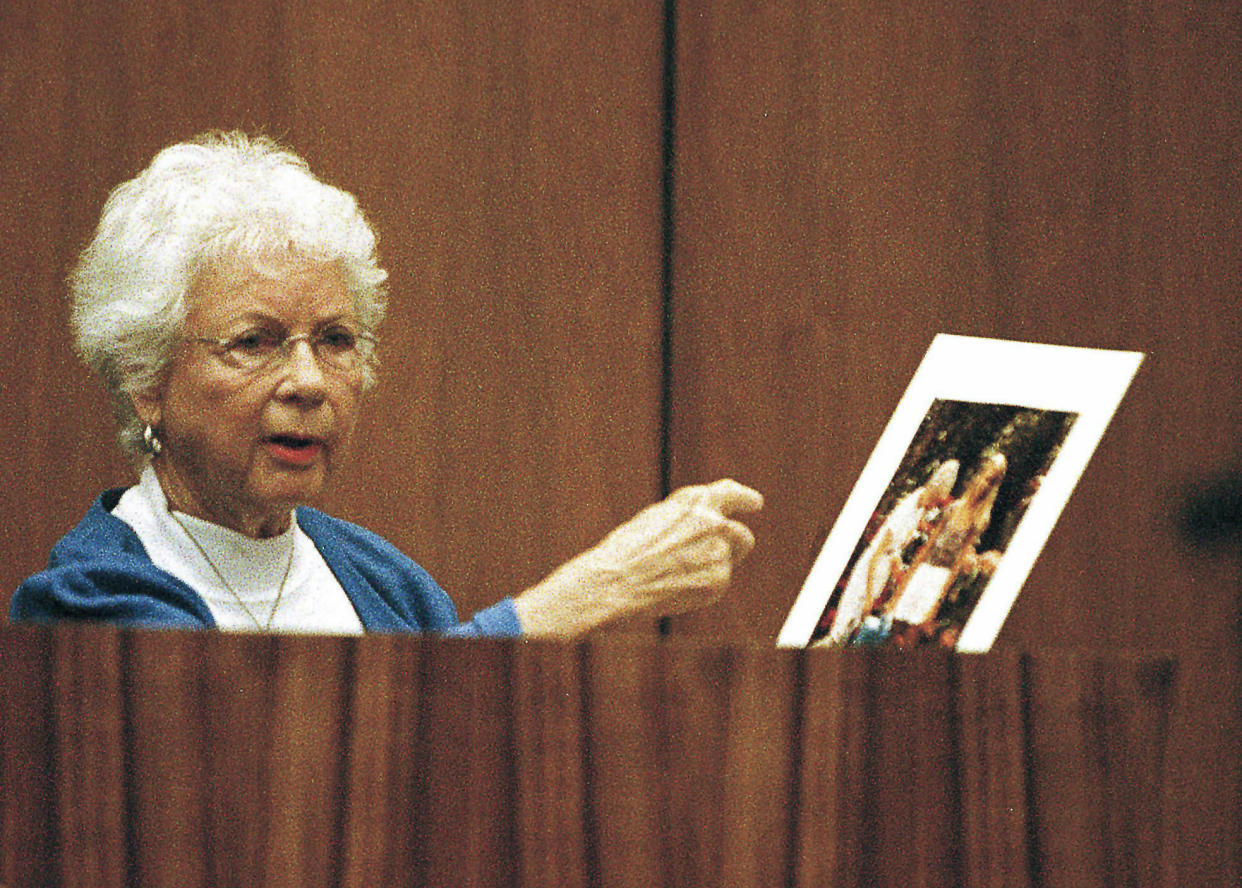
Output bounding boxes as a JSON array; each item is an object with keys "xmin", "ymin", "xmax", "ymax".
[
  {"xmin": 3, "ymin": 629, "xmax": 1236, "ymax": 886},
  {"xmin": 0, "ymin": 629, "xmax": 60, "ymax": 888},
  {"xmin": 956, "ymin": 650, "xmax": 1030, "ymax": 888},
  {"xmin": 0, "ymin": 0, "xmax": 665, "ymax": 628},
  {"xmin": 5, "ymin": 0, "xmax": 1240, "ymax": 648},
  {"xmin": 273, "ymin": 2, "xmax": 667, "ymax": 620},
  {"xmin": 0, "ymin": 1, "xmax": 120, "ymax": 579},
  {"xmin": 513, "ymin": 641, "xmax": 588, "ymax": 886},
  {"xmin": 581, "ymin": 638, "xmax": 802, "ymax": 886},
  {"xmin": 668, "ymin": 0, "xmax": 1242, "ymax": 645}
]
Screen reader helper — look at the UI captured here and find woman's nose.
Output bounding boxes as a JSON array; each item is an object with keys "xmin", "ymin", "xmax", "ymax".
[{"xmin": 277, "ymin": 338, "xmax": 329, "ymax": 403}]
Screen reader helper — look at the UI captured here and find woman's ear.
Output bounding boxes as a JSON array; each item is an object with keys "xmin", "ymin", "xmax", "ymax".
[{"xmin": 130, "ymin": 387, "xmax": 162, "ymax": 430}]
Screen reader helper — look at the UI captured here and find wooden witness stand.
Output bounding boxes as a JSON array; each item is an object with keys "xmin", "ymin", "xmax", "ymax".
[{"xmin": 0, "ymin": 625, "xmax": 1237, "ymax": 887}]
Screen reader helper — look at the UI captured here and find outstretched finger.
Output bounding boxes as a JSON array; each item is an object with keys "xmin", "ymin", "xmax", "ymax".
[{"xmin": 701, "ymin": 478, "xmax": 765, "ymax": 516}]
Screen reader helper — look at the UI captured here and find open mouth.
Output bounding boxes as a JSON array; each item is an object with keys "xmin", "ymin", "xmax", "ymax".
[
  {"xmin": 269, "ymin": 434, "xmax": 317, "ymax": 449},
  {"xmin": 266, "ymin": 434, "xmax": 324, "ymax": 465}
]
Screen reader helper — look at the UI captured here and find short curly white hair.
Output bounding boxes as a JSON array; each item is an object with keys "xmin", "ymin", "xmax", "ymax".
[{"xmin": 70, "ymin": 131, "xmax": 389, "ymax": 458}]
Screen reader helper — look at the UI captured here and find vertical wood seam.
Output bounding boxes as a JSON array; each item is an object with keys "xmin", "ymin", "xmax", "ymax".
[
  {"xmin": 118, "ymin": 631, "xmax": 140, "ymax": 888},
  {"xmin": 782, "ymin": 652, "xmax": 808, "ymax": 888},
  {"xmin": 1018, "ymin": 652, "xmax": 1044, "ymax": 888},
  {"xmin": 658, "ymin": 0, "xmax": 679, "ymax": 504},
  {"xmin": 858, "ymin": 655, "xmax": 881, "ymax": 888},
  {"xmin": 329, "ymin": 638, "xmax": 360, "ymax": 888},
  {"xmin": 946, "ymin": 654, "xmax": 967, "ymax": 888},
  {"xmin": 576, "ymin": 642, "xmax": 603, "ymax": 888},
  {"xmin": 657, "ymin": 0, "xmax": 679, "ymax": 638}
]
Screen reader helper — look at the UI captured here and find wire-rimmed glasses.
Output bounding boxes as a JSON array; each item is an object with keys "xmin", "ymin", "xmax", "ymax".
[{"xmin": 183, "ymin": 321, "xmax": 377, "ymax": 374}]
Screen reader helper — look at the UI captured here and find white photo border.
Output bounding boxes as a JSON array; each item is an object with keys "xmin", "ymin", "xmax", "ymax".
[{"xmin": 777, "ymin": 334, "xmax": 1144, "ymax": 652}]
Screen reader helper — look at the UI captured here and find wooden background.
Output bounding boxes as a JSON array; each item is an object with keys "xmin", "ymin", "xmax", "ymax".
[
  {"xmin": 1, "ymin": 626, "xmax": 1238, "ymax": 887},
  {"xmin": 2, "ymin": 0, "xmax": 1240, "ymax": 649}
]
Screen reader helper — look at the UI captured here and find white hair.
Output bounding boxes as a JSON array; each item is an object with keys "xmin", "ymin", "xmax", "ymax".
[{"xmin": 70, "ymin": 131, "xmax": 389, "ymax": 457}]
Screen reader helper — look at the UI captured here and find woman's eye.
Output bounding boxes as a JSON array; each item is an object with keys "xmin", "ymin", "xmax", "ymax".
[
  {"xmin": 228, "ymin": 329, "xmax": 281, "ymax": 354},
  {"xmin": 318, "ymin": 327, "xmax": 358, "ymax": 351}
]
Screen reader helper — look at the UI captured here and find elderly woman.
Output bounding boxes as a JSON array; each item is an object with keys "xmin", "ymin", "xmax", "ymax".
[{"xmin": 11, "ymin": 132, "xmax": 762, "ymax": 636}]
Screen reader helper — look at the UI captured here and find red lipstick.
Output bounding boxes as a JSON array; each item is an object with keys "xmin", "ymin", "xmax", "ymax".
[{"xmin": 266, "ymin": 435, "xmax": 324, "ymax": 467}]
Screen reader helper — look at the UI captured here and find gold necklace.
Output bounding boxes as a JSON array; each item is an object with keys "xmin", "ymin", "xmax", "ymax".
[{"xmin": 169, "ymin": 509, "xmax": 295, "ymax": 631}]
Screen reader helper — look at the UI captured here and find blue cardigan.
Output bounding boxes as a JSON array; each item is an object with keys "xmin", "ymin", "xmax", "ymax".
[{"xmin": 9, "ymin": 488, "xmax": 522, "ymax": 637}]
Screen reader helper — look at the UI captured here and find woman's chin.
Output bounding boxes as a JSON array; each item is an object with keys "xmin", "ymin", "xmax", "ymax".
[{"xmin": 249, "ymin": 466, "xmax": 330, "ymax": 511}]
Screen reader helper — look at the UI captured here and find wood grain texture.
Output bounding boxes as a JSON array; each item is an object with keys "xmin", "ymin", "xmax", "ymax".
[
  {"xmin": 513, "ymin": 640, "xmax": 588, "ymax": 887},
  {"xmin": 1157, "ymin": 649, "xmax": 1242, "ymax": 885},
  {"xmin": 413, "ymin": 639, "xmax": 518, "ymax": 887},
  {"xmin": 582, "ymin": 637, "xmax": 802, "ymax": 886},
  {"xmin": 580, "ymin": 638, "xmax": 668, "ymax": 886},
  {"xmin": 51, "ymin": 627, "xmax": 127, "ymax": 887},
  {"xmin": 0, "ymin": 628, "xmax": 60, "ymax": 888},
  {"xmin": 0, "ymin": 628, "xmax": 1238, "ymax": 886},
  {"xmin": 668, "ymin": 0, "xmax": 1242, "ymax": 645},
  {"xmin": 794, "ymin": 651, "xmax": 965, "ymax": 886},
  {"xmin": 791, "ymin": 650, "xmax": 858, "ymax": 887},
  {"xmin": 123, "ymin": 631, "xmax": 215, "ymax": 886},
  {"xmin": 1021, "ymin": 649, "xmax": 1240, "ymax": 887},
  {"xmin": 122, "ymin": 632, "xmax": 355, "ymax": 886},
  {"xmin": 957, "ymin": 649, "xmax": 1030, "ymax": 888},
  {"xmin": 338, "ymin": 633, "xmax": 422, "ymax": 887}
]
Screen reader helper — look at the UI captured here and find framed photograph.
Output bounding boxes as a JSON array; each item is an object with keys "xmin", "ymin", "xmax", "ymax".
[{"xmin": 777, "ymin": 334, "xmax": 1144, "ymax": 652}]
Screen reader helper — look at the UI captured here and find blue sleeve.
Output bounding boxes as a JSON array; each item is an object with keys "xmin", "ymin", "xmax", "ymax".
[
  {"xmin": 10, "ymin": 560, "xmax": 216, "ymax": 629},
  {"xmin": 296, "ymin": 508, "xmax": 525, "ymax": 638},
  {"xmin": 443, "ymin": 597, "xmax": 523, "ymax": 638}
]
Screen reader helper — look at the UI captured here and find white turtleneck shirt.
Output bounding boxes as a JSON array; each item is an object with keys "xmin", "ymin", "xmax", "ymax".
[{"xmin": 111, "ymin": 465, "xmax": 365, "ymax": 634}]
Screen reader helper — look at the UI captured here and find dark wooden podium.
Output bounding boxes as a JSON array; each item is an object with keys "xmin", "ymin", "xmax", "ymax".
[{"xmin": 1, "ymin": 625, "xmax": 1237, "ymax": 887}]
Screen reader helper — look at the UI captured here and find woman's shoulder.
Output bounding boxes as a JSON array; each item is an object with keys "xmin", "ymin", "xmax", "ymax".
[
  {"xmin": 295, "ymin": 508, "xmax": 522, "ymax": 638},
  {"xmin": 293, "ymin": 507, "xmax": 428, "ymax": 571},
  {"xmin": 293, "ymin": 507, "xmax": 461, "ymax": 631},
  {"xmin": 11, "ymin": 489, "xmax": 214, "ymax": 628},
  {"xmin": 49, "ymin": 488, "xmax": 149, "ymax": 559}
]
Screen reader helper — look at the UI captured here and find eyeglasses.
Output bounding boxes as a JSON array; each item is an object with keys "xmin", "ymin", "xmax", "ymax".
[{"xmin": 184, "ymin": 322, "xmax": 378, "ymax": 373}]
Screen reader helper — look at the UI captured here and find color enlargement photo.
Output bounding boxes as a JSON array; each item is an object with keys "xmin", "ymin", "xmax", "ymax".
[{"xmin": 810, "ymin": 400, "xmax": 1078, "ymax": 650}]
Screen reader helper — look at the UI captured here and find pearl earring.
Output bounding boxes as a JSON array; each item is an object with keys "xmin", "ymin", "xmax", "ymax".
[{"xmin": 142, "ymin": 423, "xmax": 163, "ymax": 456}]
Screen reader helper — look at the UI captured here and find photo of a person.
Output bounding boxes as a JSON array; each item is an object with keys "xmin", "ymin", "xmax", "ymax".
[
  {"xmin": 811, "ymin": 400, "xmax": 1077, "ymax": 649},
  {"xmin": 780, "ymin": 335, "xmax": 1142, "ymax": 652}
]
